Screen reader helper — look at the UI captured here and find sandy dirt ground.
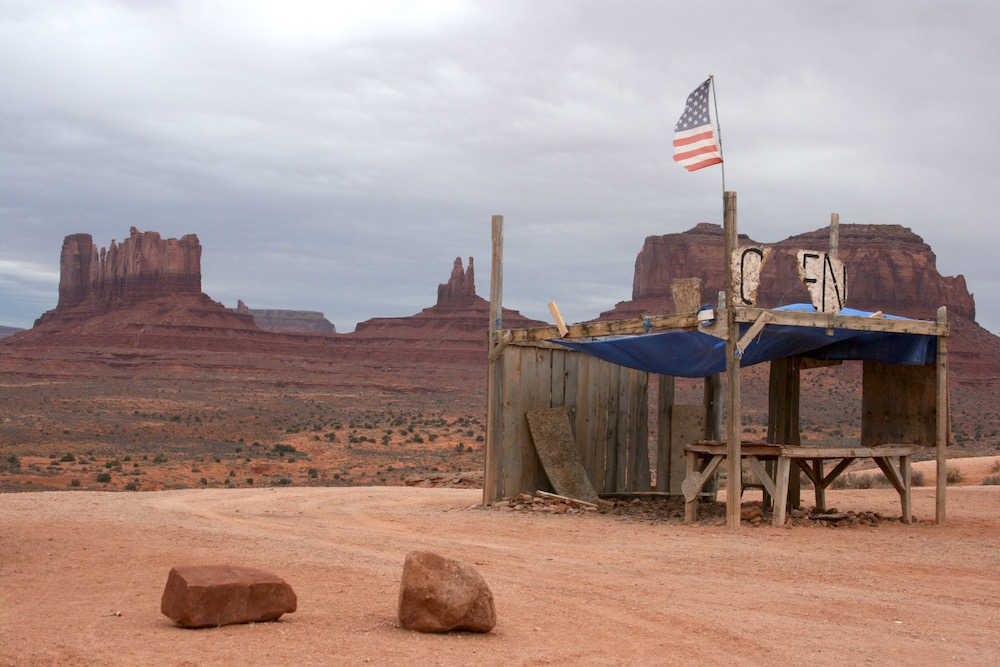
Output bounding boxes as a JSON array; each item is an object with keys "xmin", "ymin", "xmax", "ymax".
[{"xmin": 2, "ymin": 457, "xmax": 1000, "ymax": 667}]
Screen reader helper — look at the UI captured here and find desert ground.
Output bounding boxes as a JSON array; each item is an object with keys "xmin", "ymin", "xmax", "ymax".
[{"xmin": 2, "ymin": 455, "xmax": 1000, "ymax": 667}]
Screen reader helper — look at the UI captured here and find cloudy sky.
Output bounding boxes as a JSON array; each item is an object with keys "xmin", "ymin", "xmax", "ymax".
[{"xmin": 2, "ymin": 1, "xmax": 998, "ymax": 334}]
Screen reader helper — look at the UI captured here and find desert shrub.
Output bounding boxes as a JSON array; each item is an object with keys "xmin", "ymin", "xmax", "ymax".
[
  {"xmin": 946, "ymin": 465, "xmax": 963, "ymax": 484},
  {"xmin": 911, "ymin": 470, "xmax": 926, "ymax": 487},
  {"xmin": 60, "ymin": 453, "xmax": 76, "ymax": 463},
  {"xmin": 96, "ymin": 473, "xmax": 111, "ymax": 483},
  {"xmin": 70, "ymin": 478, "xmax": 81, "ymax": 487},
  {"xmin": 229, "ymin": 469, "xmax": 236, "ymax": 477},
  {"xmin": 122, "ymin": 455, "xmax": 131, "ymax": 462},
  {"xmin": 982, "ymin": 475, "xmax": 1000, "ymax": 486},
  {"xmin": 199, "ymin": 477, "xmax": 208, "ymax": 485},
  {"xmin": 275, "ymin": 477, "xmax": 291, "ymax": 486},
  {"xmin": 246, "ymin": 478, "xmax": 254, "ymax": 485},
  {"xmin": 991, "ymin": 460, "xmax": 1000, "ymax": 473},
  {"xmin": 124, "ymin": 480, "xmax": 140, "ymax": 491},
  {"xmin": 152, "ymin": 454, "xmax": 167, "ymax": 464},
  {"xmin": 273, "ymin": 444, "xmax": 296, "ymax": 454},
  {"xmin": 191, "ymin": 465, "xmax": 201, "ymax": 473},
  {"xmin": 307, "ymin": 467, "xmax": 318, "ymax": 478}
]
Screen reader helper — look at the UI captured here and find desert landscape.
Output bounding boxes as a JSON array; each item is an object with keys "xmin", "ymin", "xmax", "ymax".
[{"xmin": 3, "ymin": 224, "xmax": 1000, "ymax": 665}]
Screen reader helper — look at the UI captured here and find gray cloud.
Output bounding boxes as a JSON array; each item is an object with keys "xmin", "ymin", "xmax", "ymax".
[{"xmin": 2, "ymin": 0, "xmax": 998, "ymax": 333}]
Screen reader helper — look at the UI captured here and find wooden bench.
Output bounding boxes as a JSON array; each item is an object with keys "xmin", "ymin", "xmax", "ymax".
[{"xmin": 683, "ymin": 441, "xmax": 915, "ymax": 526}]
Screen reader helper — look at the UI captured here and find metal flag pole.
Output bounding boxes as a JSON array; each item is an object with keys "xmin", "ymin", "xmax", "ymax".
[{"xmin": 709, "ymin": 75, "xmax": 726, "ymax": 195}]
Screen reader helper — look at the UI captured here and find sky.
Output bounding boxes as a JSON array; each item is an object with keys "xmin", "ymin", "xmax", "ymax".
[{"xmin": 2, "ymin": 0, "xmax": 998, "ymax": 334}]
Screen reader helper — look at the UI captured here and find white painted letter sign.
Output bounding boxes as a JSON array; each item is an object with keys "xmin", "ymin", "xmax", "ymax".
[{"xmin": 796, "ymin": 250, "xmax": 848, "ymax": 313}]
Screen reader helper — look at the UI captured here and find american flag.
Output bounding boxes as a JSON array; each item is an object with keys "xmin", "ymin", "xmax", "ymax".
[{"xmin": 673, "ymin": 78, "xmax": 722, "ymax": 172}]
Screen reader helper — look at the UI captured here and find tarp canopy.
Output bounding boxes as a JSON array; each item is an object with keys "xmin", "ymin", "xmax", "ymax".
[{"xmin": 555, "ymin": 305, "xmax": 937, "ymax": 378}]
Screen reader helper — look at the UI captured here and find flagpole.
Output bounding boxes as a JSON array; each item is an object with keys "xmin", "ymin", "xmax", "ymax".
[{"xmin": 709, "ymin": 74, "xmax": 725, "ymax": 194}]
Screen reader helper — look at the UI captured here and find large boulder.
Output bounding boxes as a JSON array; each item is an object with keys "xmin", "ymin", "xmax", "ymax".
[
  {"xmin": 397, "ymin": 551, "xmax": 496, "ymax": 633},
  {"xmin": 160, "ymin": 565, "xmax": 297, "ymax": 628}
]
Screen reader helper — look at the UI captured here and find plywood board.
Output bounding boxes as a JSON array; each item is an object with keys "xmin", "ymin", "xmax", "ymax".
[{"xmin": 526, "ymin": 407, "xmax": 600, "ymax": 504}]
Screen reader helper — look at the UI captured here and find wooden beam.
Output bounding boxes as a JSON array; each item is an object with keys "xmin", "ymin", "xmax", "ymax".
[
  {"xmin": 735, "ymin": 307, "xmax": 947, "ymax": 336},
  {"xmin": 504, "ymin": 312, "xmax": 699, "ymax": 343},
  {"xmin": 547, "ymin": 301, "xmax": 569, "ymax": 338}
]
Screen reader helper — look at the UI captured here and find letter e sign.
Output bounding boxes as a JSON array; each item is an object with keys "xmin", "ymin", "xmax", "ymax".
[{"xmin": 796, "ymin": 250, "xmax": 848, "ymax": 313}]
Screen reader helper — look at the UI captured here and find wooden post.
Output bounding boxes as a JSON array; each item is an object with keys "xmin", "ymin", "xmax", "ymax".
[
  {"xmin": 484, "ymin": 215, "xmax": 504, "ymax": 504},
  {"xmin": 936, "ymin": 306, "xmax": 949, "ymax": 524},
  {"xmin": 829, "ymin": 213, "xmax": 840, "ymax": 258},
  {"xmin": 723, "ymin": 191, "xmax": 741, "ymax": 529}
]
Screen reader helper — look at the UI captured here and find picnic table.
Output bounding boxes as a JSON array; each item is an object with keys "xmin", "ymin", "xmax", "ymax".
[{"xmin": 683, "ymin": 441, "xmax": 914, "ymax": 526}]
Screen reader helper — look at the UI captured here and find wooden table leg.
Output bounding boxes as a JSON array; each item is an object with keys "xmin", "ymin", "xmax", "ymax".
[
  {"xmin": 812, "ymin": 459, "xmax": 826, "ymax": 512},
  {"xmin": 772, "ymin": 456, "xmax": 791, "ymax": 527}
]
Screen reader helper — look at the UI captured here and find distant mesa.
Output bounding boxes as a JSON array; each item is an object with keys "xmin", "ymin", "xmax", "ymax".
[
  {"xmin": 602, "ymin": 222, "xmax": 976, "ymax": 322},
  {"xmin": 236, "ymin": 300, "xmax": 336, "ymax": 334},
  {"xmin": 0, "ymin": 325, "xmax": 24, "ymax": 339},
  {"xmin": 25, "ymin": 227, "xmax": 257, "ymax": 338}
]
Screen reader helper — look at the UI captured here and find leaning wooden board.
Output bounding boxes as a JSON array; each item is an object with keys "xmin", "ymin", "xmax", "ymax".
[{"xmin": 526, "ymin": 407, "xmax": 600, "ymax": 504}]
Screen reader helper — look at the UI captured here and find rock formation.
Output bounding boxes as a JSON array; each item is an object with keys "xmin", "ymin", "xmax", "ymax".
[
  {"xmin": 30, "ymin": 228, "xmax": 257, "ymax": 336},
  {"xmin": 437, "ymin": 257, "xmax": 476, "ymax": 302},
  {"xmin": 604, "ymin": 223, "xmax": 975, "ymax": 321},
  {"xmin": 0, "ymin": 325, "xmax": 23, "ymax": 339},
  {"xmin": 236, "ymin": 300, "xmax": 336, "ymax": 334},
  {"xmin": 353, "ymin": 257, "xmax": 544, "ymax": 338},
  {"xmin": 57, "ymin": 227, "xmax": 202, "ymax": 310}
]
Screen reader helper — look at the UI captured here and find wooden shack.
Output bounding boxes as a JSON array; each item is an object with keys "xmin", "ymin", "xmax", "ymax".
[{"xmin": 483, "ymin": 203, "xmax": 950, "ymax": 527}]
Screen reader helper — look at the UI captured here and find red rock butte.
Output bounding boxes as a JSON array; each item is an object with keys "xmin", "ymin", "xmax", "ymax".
[{"xmin": 603, "ymin": 222, "xmax": 976, "ymax": 321}]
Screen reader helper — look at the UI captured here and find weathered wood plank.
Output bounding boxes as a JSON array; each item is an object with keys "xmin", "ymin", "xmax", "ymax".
[
  {"xmin": 614, "ymin": 364, "xmax": 629, "ymax": 492},
  {"xmin": 500, "ymin": 347, "xmax": 523, "ymax": 498},
  {"xmin": 656, "ymin": 375, "xmax": 674, "ymax": 493},
  {"xmin": 861, "ymin": 361, "xmax": 936, "ymax": 447},
  {"xmin": 520, "ymin": 347, "xmax": 544, "ymax": 493},
  {"xmin": 505, "ymin": 312, "xmax": 700, "ymax": 343},
  {"xmin": 735, "ymin": 307, "xmax": 948, "ymax": 336},
  {"xmin": 631, "ymin": 369, "xmax": 651, "ymax": 492}
]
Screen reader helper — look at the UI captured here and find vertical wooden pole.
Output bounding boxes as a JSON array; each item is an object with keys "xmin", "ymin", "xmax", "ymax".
[
  {"xmin": 829, "ymin": 213, "xmax": 840, "ymax": 258},
  {"xmin": 935, "ymin": 306, "xmax": 949, "ymax": 524},
  {"xmin": 484, "ymin": 215, "xmax": 504, "ymax": 504},
  {"xmin": 723, "ymin": 191, "xmax": 742, "ymax": 529}
]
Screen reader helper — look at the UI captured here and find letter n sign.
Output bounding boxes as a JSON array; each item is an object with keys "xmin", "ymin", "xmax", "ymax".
[
  {"xmin": 730, "ymin": 245, "xmax": 771, "ymax": 306},
  {"xmin": 796, "ymin": 250, "xmax": 848, "ymax": 313}
]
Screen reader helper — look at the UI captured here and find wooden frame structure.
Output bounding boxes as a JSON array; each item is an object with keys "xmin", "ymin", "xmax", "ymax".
[{"xmin": 483, "ymin": 204, "xmax": 951, "ymax": 527}]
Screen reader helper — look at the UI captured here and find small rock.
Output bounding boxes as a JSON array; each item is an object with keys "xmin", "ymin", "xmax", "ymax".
[
  {"xmin": 398, "ymin": 551, "xmax": 496, "ymax": 633},
  {"xmin": 160, "ymin": 565, "xmax": 296, "ymax": 628}
]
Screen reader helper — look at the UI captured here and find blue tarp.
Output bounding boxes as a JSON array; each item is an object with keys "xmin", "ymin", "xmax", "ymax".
[{"xmin": 555, "ymin": 304, "xmax": 936, "ymax": 378}]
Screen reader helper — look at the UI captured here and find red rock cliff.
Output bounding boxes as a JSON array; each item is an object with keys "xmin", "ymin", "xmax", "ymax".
[
  {"xmin": 606, "ymin": 223, "xmax": 975, "ymax": 321},
  {"xmin": 57, "ymin": 227, "xmax": 202, "ymax": 310}
]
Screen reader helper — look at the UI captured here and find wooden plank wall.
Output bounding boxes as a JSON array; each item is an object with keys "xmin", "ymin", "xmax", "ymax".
[
  {"xmin": 485, "ymin": 344, "xmax": 651, "ymax": 501},
  {"xmin": 861, "ymin": 361, "xmax": 936, "ymax": 447}
]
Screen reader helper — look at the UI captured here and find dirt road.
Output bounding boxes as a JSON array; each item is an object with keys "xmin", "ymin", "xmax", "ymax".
[{"xmin": 2, "ymin": 461, "xmax": 1000, "ymax": 666}]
